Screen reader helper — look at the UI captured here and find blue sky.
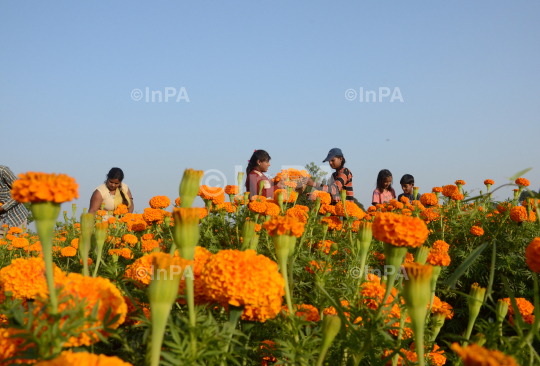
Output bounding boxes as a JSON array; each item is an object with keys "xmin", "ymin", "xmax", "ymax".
[{"xmin": 1, "ymin": 1, "xmax": 539, "ymax": 215}]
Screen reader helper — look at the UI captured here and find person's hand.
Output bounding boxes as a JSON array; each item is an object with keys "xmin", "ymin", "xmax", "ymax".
[{"xmin": 305, "ymin": 177, "xmax": 317, "ymax": 187}]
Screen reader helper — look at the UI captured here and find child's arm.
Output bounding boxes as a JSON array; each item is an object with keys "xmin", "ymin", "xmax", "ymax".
[
  {"xmin": 371, "ymin": 190, "xmax": 380, "ymax": 206},
  {"xmin": 320, "ymin": 171, "xmax": 349, "ymax": 197}
]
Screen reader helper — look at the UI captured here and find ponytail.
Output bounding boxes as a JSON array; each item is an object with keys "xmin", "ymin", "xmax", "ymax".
[{"xmin": 245, "ymin": 149, "xmax": 271, "ymax": 192}]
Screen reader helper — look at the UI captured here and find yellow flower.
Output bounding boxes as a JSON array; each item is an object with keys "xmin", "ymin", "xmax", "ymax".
[{"xmin": 372, "ymin": 212, "xmax": 428, "ymax": 248}]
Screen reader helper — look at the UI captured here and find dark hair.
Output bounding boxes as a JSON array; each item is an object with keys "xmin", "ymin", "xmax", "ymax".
[
  {"xmin": 400, "ymin": 174, "xmax": 415, "ymax": 185},
  {"xmin": 376, "ymin": 169, "xmax": 393, "ymax": 192},
  {"xmin": 106, "ymin": 167, "xmax": 129, "ymax": 206},
  {"xmin": 335, "ymin": 155, "xmax": 346, "ymax": 170},
  {"xmin": 245, "ymin": 150, "xmax": 271, "ymax": 192}
]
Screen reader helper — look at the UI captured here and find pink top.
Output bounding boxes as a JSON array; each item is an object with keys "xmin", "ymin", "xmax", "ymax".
[{"xmin": 372, "ymin": 187, "xmax": 396, "ymax": 204}]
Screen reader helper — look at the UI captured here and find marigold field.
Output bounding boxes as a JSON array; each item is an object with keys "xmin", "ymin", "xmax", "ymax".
[{"xmin": 1, "ymin": 169, "xmax": 540, "ymax": 366}]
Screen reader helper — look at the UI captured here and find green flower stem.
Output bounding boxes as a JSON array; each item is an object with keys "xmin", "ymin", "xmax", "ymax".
[
  {"xmin": 377, "ymin": 244, "xmax": 407, "ymax": 319},
  {"xmin": 274, "ymin": 235, "xmax": 294, "ymax": 315},
  {"xmin": 186, "ymin": 276, "xmax": 197, "ymax": 354},
  {"xmin": 409, "ymin": 306, "xmax": 426, "ymax": 366},
  {"xmin": 148, "ymin": 302, "xmax": 173, "ymax": 366}
]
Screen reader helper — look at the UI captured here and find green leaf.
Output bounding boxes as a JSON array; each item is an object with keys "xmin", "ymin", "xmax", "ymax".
[
  {"xmin": 443, "ymin": 242, "xmax": 489, "ymax": 288},
  {"xmin": 507, "ymin": 168, "xmax": 532, "ymax": 181}
]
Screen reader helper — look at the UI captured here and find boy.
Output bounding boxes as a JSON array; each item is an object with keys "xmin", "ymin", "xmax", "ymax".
[{"xmin": 397, "ymin": 174, "xmax": 420, "ymax": 202}]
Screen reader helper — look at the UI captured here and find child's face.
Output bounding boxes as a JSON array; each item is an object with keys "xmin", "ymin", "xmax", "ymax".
[
  {"xmin": 401, "ymin": 183, "xmax": 413, "ymax": 195},
  {"xmin": 383, "ymin": 176, "xmax": 392, "ymax": 190}
]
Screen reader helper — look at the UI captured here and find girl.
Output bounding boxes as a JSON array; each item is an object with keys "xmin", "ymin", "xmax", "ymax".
[
  {"xmin": 89, "ymin": 167, "xmax": 134, "ymax": 215},
  {"xmin": 372, "ymin": 169, "xmax": 396, "ymax": 205},
  {"xmin": 245, "ymin": 150, "xmax": 280, "ymax": 199}
]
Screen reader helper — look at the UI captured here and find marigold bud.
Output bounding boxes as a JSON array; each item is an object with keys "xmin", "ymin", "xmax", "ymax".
[{"xmin": 179, "ymin": 169, "xmax": 203, "ymax": 208}]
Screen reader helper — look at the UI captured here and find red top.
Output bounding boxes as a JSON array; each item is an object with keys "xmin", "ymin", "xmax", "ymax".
[{"xmin": 245, "ymin": 168, "xmax": 278, "ymax": 199}]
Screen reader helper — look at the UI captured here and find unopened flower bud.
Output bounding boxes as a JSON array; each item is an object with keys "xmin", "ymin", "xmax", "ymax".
[
  {"xmin": 415, "ymin": 246, "xmax": 430, "ymax": 265},
  {"xmin": 179, "ymin": 169, "xmax": 203, "ymax": 208}
]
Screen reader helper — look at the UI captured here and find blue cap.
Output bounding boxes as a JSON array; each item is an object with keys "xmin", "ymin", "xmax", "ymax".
[{"xmin": 323, "ymin": 148, "xmax": 343, "ymax": 162}]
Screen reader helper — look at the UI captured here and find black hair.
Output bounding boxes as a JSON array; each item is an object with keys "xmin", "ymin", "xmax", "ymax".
[
  {"xmin": 400, "ymin": 174, "xmax": 415, "ymax": 185},
  {"xmin": 376, "ymin": 169, "xmax": 393, "ymax": 192},
  {"xmin": 245, "ymin": 150, "xmax": 271, "ymax": 192},
  {"xmin": 333, "ymin": 155, "xmax": 346, "ymax": 170},
  {"xmin": 105, "ymin": 167, "xmax": 129, "ymax": 206}
]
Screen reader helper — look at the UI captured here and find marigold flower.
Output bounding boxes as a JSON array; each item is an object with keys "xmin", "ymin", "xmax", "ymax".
[
  {"xmin": 420, "ymin": 207, "xmax": 440, "ymax": 222},
  {"xmin": 35, "ymin": 273, "xmax": 127, "ymax": 347},
  {"xmin": 286, "ymin": 206, "xmax": 309, "ymax": 224},
  {"xmin": 142, "ymin": 208, "xmax": 163, "ymax": 223},
  {"xmin": 149, "ymin": 195, "xmax": 171, "ymax": 209},
  {"xmin": 426, "ymin": 248, "xmax": 450, "ymax": 266},
  {"xmin": 114, "ymin": 204, "xmax": 128, "ymax": 215},
  {"xmin": 319, "ymin": 204, "xmax": 336, "ymax": 216},
  {"xmin": 431, "ymin": 187, "xmax": 443, "ymax": 193},
  {"xmin": 510, "ymin": 206, "xmax": 533, "ymax": 223},
  {"xmin": 174, "ymin": 197, "xmax": 181, "ymax": 206},
  {"xmin": 199, "ymin": 185, "xmax": 225, "ymax": 204},
  {"xmin": 264, "ymin": 202, "xmax": 280, "ymax": 217},
  {"xmin": 525, "ymin": 237, "xmax": 540, "ymax": 273},
  {"xmin": 224, "ymin": 185, "xmax": 239, "ymax": 195},
  {"xmin": 502, "ymin": 297, "xmax": 534, "ymax": 317},
  {"xmin": 455, "ymin": 180, "xmax": 466, "ymax": 186},
  {"xmin": 0, "ymin": 257, "xmax": 64, "ymax": 301},
  {"xmin": 11, "ymin": 172, "xmax": 79, "ymax": 203},
  {"xmin": 176, "ymin": 246, "xmax": 213, "ymax": 305},
  {"xmin": 431, "ymin": 296, "xmax": 454, "ymax": 319},
  {"xmin": 200, "ymin": 249, "xmax": 284, "ymax": 322},
  {"xmin": 121, "ymin": 234, "xmax": 138, "ymax": 247},
  {"xmin": 259, "ymin": 340, "xmax": 277, "ymax": 365},
  {"xmin": 125, "ymin": 253, "xmax": 168, "ymax": 286},
  {"xmin": 8, "ymin": 227, "xmax": 23, "ymax": 234},
  {"xmin": 142, "ymin": 239, "xmax": 159, "ymax": 253},
  {"xmin": 442, "ymin": 185, "xmax": 459, "ymax": 198},
  {"xmin": 248, "ymin": 200, "xmax": 267, "ymax": 214},
  {"xmin": 372, "ymin": 212, "xmax": 428, "ymax": 248},
  {"xmin": 451, "ymin": 193, "xmax": 464, "ymax": 201},
  {"xmin": 0, "ymin": 328, "xmax": 30, "ymax": 365},
  {"xmin": 281, "ymin": 304, "xmax": 320, "ymax": 321},
  {"xmin": 335, "ymin": 200, "xmax": 365, "ymax": 219},
  {"xmin": 515, "ymin": 177, "xmax": 530, "ymax": 187},
  {"xmin": 451, "ymin": 343, "xmax": 519, "ymax": 366},
  {"xmin": 470, "ymin": 226, "xmax": 484, "ymax": 236},
  {"xmin": 321, "ymin": 215, "xmax": 342, "ymax": 231},
  {"xmin": 61, "ymin": 246, "xmax": 77, "ymax": 257},
  {"xmin": 263, "ymin": 216, "xmax": 305, "ymax": 237},
  {"xmin": 310, "ymin": 191, "xmax": 331, "ymax": 205},
  {"xmin": 274, "ymin": 189, "xmax": 297, "ymax": 203},
  {"xmin": 419, "ymin": 193, "xmax": 437, "ymax": 206},
  {"xmin": 522, "ymin": 198, "xmax": 539, "ymax": 212},
  {"xmin": 11, "ymin": 237, "xmax": 29, "ymax": 249},
  {"xmin": 497, "ymin": 202, "xmax": 511, "ymax": 213},
  {"xmin": 484, "ymin": 179, "xmax": 494, "ymax": 186},
  {"xmin": 432, "ymin": 240, "xmax": 449, "ymax": 252},
  {"xmin": 33, "ymin": 350, "xmax": 133, "ymax": 366}
]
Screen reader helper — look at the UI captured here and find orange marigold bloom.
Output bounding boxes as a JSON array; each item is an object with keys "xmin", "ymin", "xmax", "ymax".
[
  {"xmin": 420, "ymin": 207, "xmax": 440, "ymax": 222},
  {"xmin": 225, "ymin": 185, "xmax": 239, "ymax": 195},
  {"xmin": 309, "ymin": 191, "xmax": 331, "ymax": 205},
  {"xmin": 176, "ymin": 246, "xmax": 213, "ymax": 305},
  {"xmin": 141, "ymin": 239, "xmax": 159, "ymax": 253},
  {"xmin": 61, "ymin": 246, "xmax": 77, "ymax": 257},
  {"xmin": 526, "ymin": 238, "xmax": 540, "ymax": 273},
  {"xmin": 199, "ymin": 185, "xmax": 225, "ymax": 204},
  {"xmin": 33, "ymin": 350, "xmax": 133, "ymax": 366},
  {"xmin": 455, "ymin": 180, "xmax": 466, "ymax": 186},
  {"xmin": 0, "ymin": 328, "xmax": 31, "ymax": 365},
  {"xmin": 317, "ymin": 240, "xmax": 337, "ymax": 255},
  {"xmin": 484, "ymin": 179, "xmax": 494, "ymax": 185},
  {"xmin": 323, "ymin": 300, "xmax": 351, "ymax": 320},
  {"xmin": 321, "ymin": 215, "xmax": 342, "ymax": 231},
  {"xmin": 8, "ymin": 227, "xmax": 23, "ymax": 234},
  {"xmin": 432, "ymin": 240, "xmax": 449, "ymax": 252},
  {"xmin": 259, "ymin": 340, "xmax": 277, "ymax": 365},
  {"xmin": 174, "ymin": 197, "xmax": 181, "ymax": 206},
  {"xmin": 113, "ymin": 204, "xmax": 128, "ymax": 216},
  {"xmin": 142, "ymin": 208, "xmax": 163, "ymax": 223},
  {"xmin": 281, "ymin": 304, "xmax": 320, "ymax": 322},
  {"xmin": 11, "ymin": 237, "xmax": 29, "ymax": 249},
  {"xmin": 263, "ymin": 215, "xmax": 305, "ymax": 237},
  {"xmin": 451, "ymin": 343, "xmax": 519, "ymax": 366},
  {"xmin": 0, "ymin": 257, "xmax": 64, "ymax": 301},
  {"xmin": 372, "ymin": 212, "xmax": 428, "ymax": 248},
  {"xmin": 510, "ymin": 206, "xmax": 534, "ymax": 223},
  {"xmin": 200, "ymin": 249, "xmax": 285, "ymax": 322},
  {"xmin": 141, "ymin": 233, "xmax": 154, "ymax": 241},
  {"xmin": 120, "ymin": 248, "xmax": 133, "ymax": 259},
  {"xmin": 248, "ymin": 200, "xmax": 267, "ymax": 214},
  {"xmin": 335, "ymin": 200, "xmax": 365, "ymax": 219},
  {"xmin": 306, "ymin": 260, "xmax": 331, "ymax": 274},
  {"xmin": 515, "ymin": 177, "xmax": 530, "ymax": 187},
  {"xmin": 264, "ymin": 202, "xmax": 281, "ymax": 217},
  {"xmin": 522, "ymin": 198, "xmax": 540, "ymax": 212},
  {"xmin": 431, "ymin": 187, "xmax": 443, "ymax": 193},
  {"xmin": 149, "ymin": 195, "xmax": 171, "ymax": 209},
  {"xmin": 319, "ymin": 203, "xmax": 336, "ymax": 216},
  {"xmin": 420, "ymin": 193, "xmax": 438, "ymax": 206},
  {"xmin": 470, "ymin": 226, "xmax": 484, "ymax": 236},
  {"xmin": 286, "ymin": 206, "xmax": 309, "ymax": 224},
  {"xmin": 125, "ymin": 252, "xmax": 171, "ymax": 286},
  {"xmin": 451, "ymin": 193, "xmax": 464, "ymax": 201},
  {"xmin": 427, "ymin": 248, "xmax": 451, "ymax": 266},
  {"xmin": 497, "ymin": 202, "xmax": 512, "ymax": 213},
  {"xmin": 441, "ymin": 185, "xmax": 459, "ymax": 198},
  {"xmin": 503, "ymin": 297, "xmax": 534, "ymax": 317},
  {"xmin": 35, "ymin": 273, "xmax": 127, "ymax": 347},
  {"xmin": 273, "ymin": 189, "xmax": 297, "ymax": 203},
  {"xmin": 11, "ymin": 172, "xmax": 79, "ymax": 203},
  {"xmin": 122, "ymin": 234, "xmax": 138, "ymax": 246},
  {"xmin": 431, "ymin": 296, "xmax": 454, "ymax": 319}
]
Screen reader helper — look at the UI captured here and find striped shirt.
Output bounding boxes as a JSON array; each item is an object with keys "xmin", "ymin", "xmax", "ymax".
[
  {"xmin": 0, "ymin": 166, "xmax": 29, "ymax": 227},
  {"xmin": 319, "ymin": 167, "xmax": 354, "ymax": 204}
]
